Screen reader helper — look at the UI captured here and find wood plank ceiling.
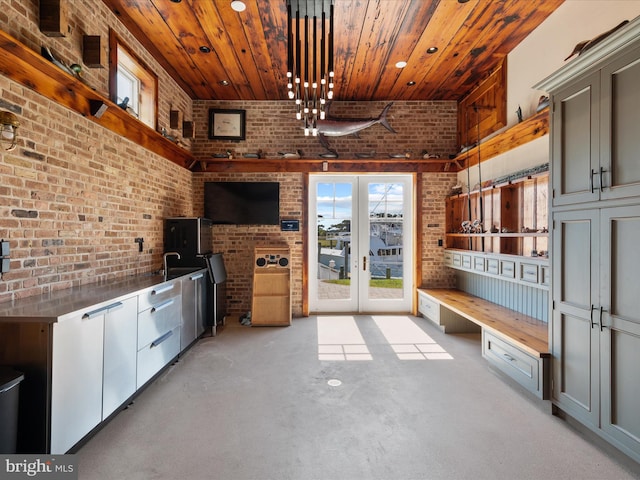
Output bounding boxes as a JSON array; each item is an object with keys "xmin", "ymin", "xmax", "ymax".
[{"xmin": 102, "ymin": 0, "xmax": 564, "ymax": 102}]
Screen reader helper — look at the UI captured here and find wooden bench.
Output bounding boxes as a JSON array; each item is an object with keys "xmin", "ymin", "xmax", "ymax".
[{"xmin": 417, "ymin": 288, "xmax": 550, "ymax": 399}]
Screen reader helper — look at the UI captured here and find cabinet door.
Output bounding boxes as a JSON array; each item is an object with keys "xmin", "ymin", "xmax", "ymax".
[
  {"xmin": 51, "ymin": 310, "xmax": 104, "ymax": 453},
  {"xmin": 181, "ymin": 274, "xmax": 197, "ymax": 351},
  {"xmin": 599, "ymin": 206, "xmax": 640, "ymax": 457},
  {"xmin": 551, "ymin": 209, "xmax": 600, "ymax": 427},
  {"xmin": 102, "ymin": 296, "xmax": 138, "ymax": 419},
  {"xmin": 600, "ymin": 46, "xmax": 640, "ymax": 201},
  {"xmin": 195, "ymin": 273, "xmax": 207, "ymax": 337},
  {"xmin": 551, "ymin": 72, "xmax": 600, "ymax": 207}
]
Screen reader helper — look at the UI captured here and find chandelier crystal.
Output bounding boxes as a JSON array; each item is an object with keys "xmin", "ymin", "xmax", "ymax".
[{"xmin": 286, "ymin": 0, "xmax": 334, "ymax": 136}]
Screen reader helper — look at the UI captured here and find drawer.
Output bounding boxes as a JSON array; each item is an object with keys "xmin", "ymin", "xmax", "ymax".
[
  {"xmin": 138, "ymin": 281, "xmax": 181, "ymax": 312},
  {"xmin": 138, "ymin": 296, "xmax": 181, "ymax": 349},
  {"xmin": 136, "ymin": 325, "xmax": 181, "ymax": 389},
  {"xmin": 500, "ymin": 260, "xmax": 515, "ymax": 278},
  {"xmin": 482, "ymin": 331, "xmax": 541, "ymax": 396},
  {"xmin": 452, "ymin": 253, "xmax": 462, "ymax": 267},
  {"xmin": 473, "ymin": 256, "xmax": 485, "ymax": 272},
  {"xmin": 520, "ymin": 263, "xmax": 539, "ymax": 284},
  {"xmin": 462, "ymin": 255, "xmax": 472, "ymax": 269},
  {"xmin": 443, "ymin": 251, "xmax": 453, "ymax": 266},
  {"xmin": 541, "ymin": 265, "xmax": 550, "ymax": 286},
  {"xmin": 486, "ymin": 258, "xmax": 499, "ymax": 275},
  {"xmin": 418, "ymin": 292, "xmax": 440, "ymax": 323}
]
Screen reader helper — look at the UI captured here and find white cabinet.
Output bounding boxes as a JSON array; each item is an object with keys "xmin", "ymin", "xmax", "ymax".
[
  {"xmin": 137, "ymin": 281, "xmax": 181, "ymax": 389},
  {"xmin": 537, "ymin": 17, "xmax": 640, "ymax": 463},
  {"xmin": 51, "ymin": 309, "xmax": 105, "ymax": 454},
  {"xmin": 102, "ymin": 296, "xmax": 138, "ymax": 419}
]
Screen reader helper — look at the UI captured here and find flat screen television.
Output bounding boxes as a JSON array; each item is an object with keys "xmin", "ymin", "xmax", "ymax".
[{"xmin": 204, "ymin": 181, "xmax": 280, "ymax": 225}]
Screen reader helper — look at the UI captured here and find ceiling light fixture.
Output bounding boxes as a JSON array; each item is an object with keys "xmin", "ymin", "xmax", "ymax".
[
  {"xmin": 199, "ymin": 46, "xmax": 211, "ymax": 53},
  {"xmin": 0, "ymin": 111, "xmax": 19, "ymax": 151},
  {"xmin": 395, "ymin": 61, "xmax": 408, "ymax": 68},
  {"xmin": 407, "ymin": 81, "xmax": 416, "ymax": 86},
  {"xmin": 230, "ymin": 1, "xmax": 246, "ymax": 12},
  {"xmin": 286, "ymin": 0, "xmax": 335, "ymax": 136},
  {"xmin": 427, "ymin": 47, "xmax": 438, "ymax": 54}
]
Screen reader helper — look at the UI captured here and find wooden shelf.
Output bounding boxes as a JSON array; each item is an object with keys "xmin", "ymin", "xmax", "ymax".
[
  {"xmin": 446, "ymin": 172, "xmax": 549, "ymax": 256},
  {"xmin": 454, "ymin": 108, "xmax": 549, "ymax": 169},
  {"xmin": 0, "ymin": 29, "xmax": 194, "ymax": 169},
  {"xmin": 197, "ymin": 156, "xmax": 460, "ymax": 173}
]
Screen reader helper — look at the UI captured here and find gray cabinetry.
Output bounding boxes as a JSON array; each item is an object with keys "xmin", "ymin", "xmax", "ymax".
[
  {"xmin": 180, "ymin": 270, "xmax": 207, "ymax": 351},
  {"xmin": 537, "ymin": 17, "xmax": 640, "ymax": 463}
]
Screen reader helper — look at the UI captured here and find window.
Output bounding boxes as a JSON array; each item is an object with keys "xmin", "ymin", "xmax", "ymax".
[{"xmin": 109, "ymin": 30, "xmax": 158, "ymax": 130}]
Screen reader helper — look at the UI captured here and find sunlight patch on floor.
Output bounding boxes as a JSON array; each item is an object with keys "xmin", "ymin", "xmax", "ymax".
[
  {"xmin": 316, "ymin": 315, "xmax": 452, "ymax": 361},
  {"xmin": 373, "ymin": 315, "xmax": 453, "ymax": 360},
  {"xmin": 317, "ymin": 316, "xmax": 372, "ymax": 361}
]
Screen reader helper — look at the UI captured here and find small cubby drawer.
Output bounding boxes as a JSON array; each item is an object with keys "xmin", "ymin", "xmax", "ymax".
[
  {"xmin": 452, "ymin": 253, "xmax": 462, "ymax": 267},
  {"xmin": 520, "ymin": 263, "xmax": 539, "ymax": 283},
  {"xmin": 541, "ymin": 266, "xmax": 550, "ymax": 286},
  {"xmin": 482, "ymin": 331, "xmax": 542, "ymax": 397},
  {"xmin": 473, "ymin": 257, "xmax": 485, "ymax": 272},
  {"xmin": 418, "ymin": 291, "xmax": 440, "ymax": 323},
  {"xmin": 486, "ymin": 258, "xmax": 499, "ymax": 275},
  {"xmin": 444, "ymin": 251, "xmax": 453, "ymax": 266},
  {"xmin": 462, "ymin": 255, "xmax": 472, "ymax": 269},
  {"xmin": 500, "ymin": 260, "xmax": 515, "ymax": 278}
]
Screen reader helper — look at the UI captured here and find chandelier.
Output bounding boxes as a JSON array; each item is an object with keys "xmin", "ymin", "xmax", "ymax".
[{"xmin": 286, "ymin": 0, "xmax": 334, "ymax": 136}]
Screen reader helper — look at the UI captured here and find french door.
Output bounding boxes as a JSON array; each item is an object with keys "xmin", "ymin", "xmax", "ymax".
[{"xmin": 308, "ymin": 174, "xmax": 414, "ymax": 313}]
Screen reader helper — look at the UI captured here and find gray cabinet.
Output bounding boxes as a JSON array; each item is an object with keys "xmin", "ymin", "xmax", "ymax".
[
  {"xmin": 180, "ymin": 270, "xmax": 207, "ymax": 351},
  {"xmin": 538, "ymin": 17, "xmax": 640, "ymax": 464},
  {"xmin": 550, "ymin": 43, "xmax": 640, "ymax": 207}
]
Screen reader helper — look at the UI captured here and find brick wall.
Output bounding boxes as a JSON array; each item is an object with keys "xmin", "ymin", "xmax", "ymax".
[
  {"xmin": 0, "ymin": 1, "xmax": 457, "ymax": 311},
  {"xmin": 0, "ymin": 1, "xmax": 194, "ymax": 303},
  {"xmin": 192, "ymin": 100, "xmax": 458, "ymax": 160}
]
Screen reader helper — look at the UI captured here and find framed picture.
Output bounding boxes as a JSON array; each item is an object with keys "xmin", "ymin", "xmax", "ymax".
[{"xmin": 208, "ymin": 108, "xmax": 246, "ymax": 140}]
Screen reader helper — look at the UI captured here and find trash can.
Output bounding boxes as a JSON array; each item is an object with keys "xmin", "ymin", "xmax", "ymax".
[{"xmin": 0, "ymin": 366, "xmax": 25, "ymax": 454}]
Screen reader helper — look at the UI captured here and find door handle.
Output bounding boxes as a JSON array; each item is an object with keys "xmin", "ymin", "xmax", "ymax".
[
  {"xmin": 363, "ymin": 256, "xmax": 367, "ymax": 271},
  {"xmin": 590, "ymin": 304, "xmax": 598, "ymax": 329},
  {"xmin": 599, "ymin": 306, "xmax": 609, "ymax": 331}
]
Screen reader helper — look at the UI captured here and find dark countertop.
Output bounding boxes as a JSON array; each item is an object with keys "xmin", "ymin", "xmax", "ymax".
[{"xmin": 0, "ymin": 271, "xmax": 201, "ymax": 323}]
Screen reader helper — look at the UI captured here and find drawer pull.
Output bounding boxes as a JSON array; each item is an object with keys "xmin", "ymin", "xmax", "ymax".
[
  {"xmin": 150, "ymin": 299, "xmax": 174, "ymax": 314},
  {"xmin": 190, "ymin": 273, "xmax": 204, "ymax": 281},
  {"xmin": 83, "ymin": 301, "xmax": 123, "ymax": 319},
  {"xmin": 151, "ymin": 284, "xmax": 173, "ymax": 296},
  {"xmin": 150, "ymin": 330, "xmax": 173, "ymax": 348},
  {"xmin": 503, "ymin": 353, "xmax": 516, "ymax": 362}
]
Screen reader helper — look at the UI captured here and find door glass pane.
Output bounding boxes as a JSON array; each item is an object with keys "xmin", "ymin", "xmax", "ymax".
[
  {"xmin": 316, "ymin": 183, "xmax": 352, "ymax": 301},
  {"xmin": 367, "ymin": 182, "xmax": 403, "ymax": 300}
]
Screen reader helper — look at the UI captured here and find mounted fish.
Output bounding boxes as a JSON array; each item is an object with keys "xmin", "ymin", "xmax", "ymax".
[{"xmin": 316, "ymin": 102, "xmax": 397, "ymax": 155}]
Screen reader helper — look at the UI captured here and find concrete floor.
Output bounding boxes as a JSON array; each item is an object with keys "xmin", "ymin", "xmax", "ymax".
[{"xmin": 76, "ymin": 315, "xmax": 640, "ymax": 480}]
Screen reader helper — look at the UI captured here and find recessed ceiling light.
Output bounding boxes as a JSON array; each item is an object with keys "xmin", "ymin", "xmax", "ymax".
[
  {"xmin": 199, "ymin": 46, "xmax": 211, "ymax": 53},
  {"xmin": 170, "ymin": 0, "xmax": 182, "ymax": 3},
  {"xmin": 395, "ymin": 61, "xmax": 407, "ymax": 69},
  {"xmin": 407, "ymin": 81, "xmax": 416, "ymax": 86},
  {"xmin": 231, "ymin": 1, "xmax": 246, "ymax": 12},
  {"xmin": 219, "ymin": 80, "xmax": 230, "ymax": 86},
  {"xmin": 427, "ymin": 47, "xmax": 438, "ymax": 54}
]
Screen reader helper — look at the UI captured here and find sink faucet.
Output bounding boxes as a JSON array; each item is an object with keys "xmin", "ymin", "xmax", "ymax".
[{"xmin": 163, "ymin": 252, "xmax": 181, "ymax": 280}]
